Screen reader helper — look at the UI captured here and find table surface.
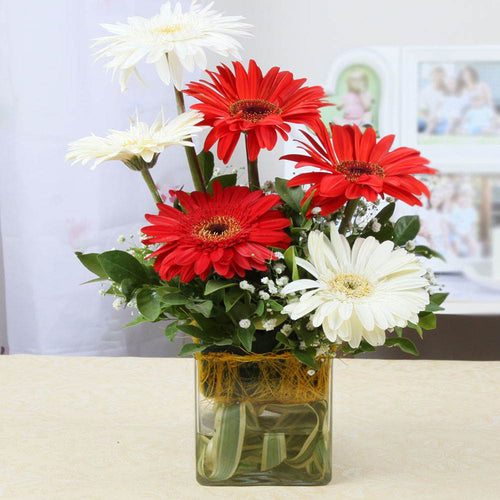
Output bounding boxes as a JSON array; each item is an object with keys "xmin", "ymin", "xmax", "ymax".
[{"xmin": 1, "ymin": 355, "xmax": 499, "ymax": 500}]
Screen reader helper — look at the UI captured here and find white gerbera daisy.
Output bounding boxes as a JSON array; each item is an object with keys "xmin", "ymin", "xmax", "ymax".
[
  {"xmin": 66, "ymin": 110, "xmax": 203, "ymax": 169},
  {"xmin": 95, "ymin": 1, "xmax": 252, "ymax": 91},
  {"xmin": 282, "ymin": 223, "xmax": 429, "ymax": 348}
]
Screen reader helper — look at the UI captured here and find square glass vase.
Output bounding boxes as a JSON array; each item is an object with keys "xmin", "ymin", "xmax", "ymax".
[{"xmin": 195, "ymin": 351, "xmax": 332, "ymax": 486}]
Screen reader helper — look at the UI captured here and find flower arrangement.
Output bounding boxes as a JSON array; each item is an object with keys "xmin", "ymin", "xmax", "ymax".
[{"xmin": 67, "ymin": 1, "xmax": 447, "ymax": 486}]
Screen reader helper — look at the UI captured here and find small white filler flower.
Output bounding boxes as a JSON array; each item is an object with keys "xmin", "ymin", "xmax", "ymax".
[
  {"xmin": 66, "ymin": 111, "xmax": 203, "ymax": 170},
  {"xmin": 239, "ymin": 319, "xmax": 252, "ymax": 329},
  {"xmin": 282, "ymin": 223, "xmax": 429, "ymax": 348},
  {"xmin": 95, "ymin": 1, "xmax": 252, "ymax": 91}
]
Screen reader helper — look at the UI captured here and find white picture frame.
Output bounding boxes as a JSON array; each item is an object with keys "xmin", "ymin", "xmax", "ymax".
[{"xmin": 400, "ymin": 46, "xmax": 500, "ymax": 174}]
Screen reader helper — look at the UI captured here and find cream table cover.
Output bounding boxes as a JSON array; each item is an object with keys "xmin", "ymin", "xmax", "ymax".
[{"xmin": 1, "ymin": 355, "xmax": 499, "ymax": 500}]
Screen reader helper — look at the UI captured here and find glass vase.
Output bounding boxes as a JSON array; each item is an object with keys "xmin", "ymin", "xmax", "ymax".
[{"xmin": 195, "ymin": 352, "xmax": 333, "ymax": 486}]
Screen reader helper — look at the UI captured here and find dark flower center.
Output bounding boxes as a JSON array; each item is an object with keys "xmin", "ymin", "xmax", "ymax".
[
  {"xmin": 194, "ymin": 216, "xmax": 241, "ymax": 242},
  {"xmin": 207, "ymin": 223, "xmax": 228, "ymax": 235},
  {"xmin": 229, "ymin": 99, "xmax": 281, "ymax": 122},
  {"xmin": 336, "ymin": 160, "xmax": 385, "ymax": 182}
]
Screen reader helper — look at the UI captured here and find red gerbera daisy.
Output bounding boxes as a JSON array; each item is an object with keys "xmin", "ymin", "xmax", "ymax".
[
  {"xmin": 184, "ymin": 60, "xmax": 327, "ymax": 164},
  {"xmin": 142, "ymin": 182, "xmax": 291, "ymax": 283},
  {"xmin": 283, "ymin": 122, "xmax": 437, "ymax": 216}
]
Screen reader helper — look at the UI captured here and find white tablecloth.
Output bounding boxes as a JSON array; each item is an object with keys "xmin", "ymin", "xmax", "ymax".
[{"xmin": 1, "ymin": 355, "xmax": 499, "ymax": 500}]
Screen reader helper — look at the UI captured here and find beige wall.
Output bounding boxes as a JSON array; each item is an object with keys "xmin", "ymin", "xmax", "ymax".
[{"xmin": 211, "ymin": 0, "xmax": 500, "ymax": 180}]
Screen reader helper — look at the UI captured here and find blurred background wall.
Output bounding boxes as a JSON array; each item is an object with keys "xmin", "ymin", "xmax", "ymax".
[{"xmin": 0, "ymin": 0, "xmax": 499, "ymax": 357}]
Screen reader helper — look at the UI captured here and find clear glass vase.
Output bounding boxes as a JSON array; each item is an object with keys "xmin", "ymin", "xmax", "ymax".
[{"xmin": 195, "ymin": 352, "xmax": 332, "ymax": 486}]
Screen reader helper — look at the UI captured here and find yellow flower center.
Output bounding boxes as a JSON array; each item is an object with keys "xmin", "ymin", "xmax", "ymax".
[
  {"xmin": 329, "ymin": 274, "xmax": 373, "ymax": 299},
  {"xmin": 229, "ymin": 99, "xmax": 281, "ymax": 123},
  {"xmin": 153, "ymin": 24, "xmax": 184, "ymax": 34},
  {"xmin": 336, "ymin": 160, "xmax": 385, "ymax": 182},
  {"xmin": 194, "ymin": 216, "xmax": 241, "ymax": 242}
]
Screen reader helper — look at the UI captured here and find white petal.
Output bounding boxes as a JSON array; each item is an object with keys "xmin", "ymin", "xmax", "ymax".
[
  {"xmin": 281, "ymin": 279, "xmax": 320, "ymax": 295},
  {"xmin": 155, "ymin": 57, "xmax": 172, "ymax": 85},
  {"xmin": 295, "ymin": 257, "xmax": 319, "ymax": 278}
]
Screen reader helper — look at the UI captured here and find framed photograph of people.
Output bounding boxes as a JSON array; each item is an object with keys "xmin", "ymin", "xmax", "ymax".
[{"xmin": 401, "ymin": 46, "xmax": 500, "ymax": 172}]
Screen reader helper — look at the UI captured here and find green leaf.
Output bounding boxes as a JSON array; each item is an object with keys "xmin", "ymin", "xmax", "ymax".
[
  {"xmin": 136, "ymin": 289, "xmax": 161, "ymax": 321},
  {"xmin": 284, "ymin": 246, "xmax": 300, "ymax": 281},
  {"xmin": 255, "ymin": 300, "xmax": 265, "ymax": 316},
  {"xmin": 81, "ymin": 277, "xmax": 107, "ymax": 285},
  {"xmin": 164, "ymin": 321, "xmax": 179, "ymax": 341},
  {"xmin": 208, "ymin": 174, "xmax": 237, "ymax": 193},
  {"xmin": 197, "ymin": 403, "xmax": 246, "ymax": 481},
  {"xmin": 204, "ymin": 280, "xmax": 237, "ymax": 295},
  {"xmin": 75, "ymin": 252, "xmax": 108, "ymax": 279},
  {"xmin": 301, "ymin": 190, "xmax": 316, "ymax": 216},
  {"xmin": 419, "ymin": 312, "xmax": 437, "ymax": 330},
  {"xmin": 124, "ymin": 315, "xmax": 149, "ymax": 328},
  {"xmin": 295, "ymin": 327, "xmax": 317, "ymax": 347},
  {"xmin": 413, "ymin": 245, "xmax": 445, "ymax": 261},
  {"xmin": 408, "ymin": 321, "xmax": 424, "ymax": 339},
  {"xmin": 236, "ymin": 325, "xmax": 255, "ymax": 351},
  {"xmin": 120, "ymin": 278, "xmax": 136, "ymax": 302},
  {"xmin": 430, "ymin": 293, "xmax": 448, "ymax": 305},
  {"xmin": 375, "ymin": 202, "xmax": 396, "ymax": 223},
  {"xmin": 393, "ymin": 216, "xmax": 420, "ymax": 246},
  {"xmin": 425, "ymin": 302, "xmax": 444, "ymax": 312},
  {"xmin": 178, "ymin": 343, "xmax": 207, "ymax": 357},
  {"xmin": 97, "ymin": 250, "xmax": 149, "ymax": 283},
  {"xmin": 155, "ymin": 284, "xmax": 180, "ymax": 296},
  {"xmin": 358, "ymin": 340, "xmax": 376, "ymax": 352},
  {"xmin": 261, "ymin": 432, "xmax": 287, "ymax": 471},
  {"xmin": 267, "ymin": 300, "xmax": 283, "ymax": 312},
  {"xmin": 275, "ymin": 177, "xmax": 304, "ymax": 211},
  {"xmin": 276, "ymin": 331, "xmax": 297, "ymax": 348},
  {"xmin": 292, "ymin": 347, "xmax": 318, "ymax": 369},
  {"xmin": 198, "ymin": 151, "xmax": 214, "ymax": 184},
  {"xmin": 177, "ymin": 323, "xmax": 207, "ymax": 339},
  {"xmin": 160, "ymin": 292, "xmax": 190, "ymax": 306},
  {"xmin": 224, "ymin": 287, "xmax": 245, "ymax": 312},
  {"xmin": 385, "ymin": 337, "xmax": 419, "ymax": 355},
  {"xmin": 213, "ymin": 338, "xmax": 233, "ymax": 346},
  {"xmin": 187, "ymin": 300, "xmax": 214, "ymax": 318}
]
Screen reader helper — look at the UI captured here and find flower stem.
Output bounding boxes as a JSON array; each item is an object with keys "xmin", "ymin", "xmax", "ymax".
[
  {"xmin": 245, "ymin": 134, "xmax": 260, "ymax": 191},
  {"xmin": 140, "ymin": 168, "xmax": 163, "ymax": 205},
  {"xmin": 173, "ymin": 87, "xmax": 206, "ymax": 192},
  {"xmin": 338, "ymin": 199, "xmax": 359, "ymax": 235}
]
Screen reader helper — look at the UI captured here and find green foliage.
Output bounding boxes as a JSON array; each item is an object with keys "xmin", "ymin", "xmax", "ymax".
[
  {"xmin": 98, "ymin": 250, "xmax": 150, "ymax": 283},
  {"xmin": 392, "ymin": 216, "xmax": 420, "ymax": 245},
  {"xmin": 236, "ymin": 325, "xmax": 255, "ymax": 351},
  {"xmin": 198, "ymin": 151, "xmax": 214, "ymax": 185},
  {"xmin": 375, "ymin": 202, "xmax": 395, "ymax": 223},
  {"xmin": 275, "ymin": 178, "xmax": 304, "ymax": 212},
  {"xmin": 204, "ymin": 280, "xmax": 237, "ymax": 295},
  {"xmin": 208, "ymin": 173, "xmax": 237, "ymax": 193},
  {"xmin": 385, "ymin": 336, "xmax": 419, "ymax": 356},
  {"xmin": 136, "ymin": 289, "xmax": 161, "ymax": 321},
  {"xmin": 164, "ymin": 321, "xmax": 179, "ymax": 341},
  {"xmin": 178, "ymin": 343, "xmax": 207, "ymax": 357},
  {"xmin": 418, "ymin": 311, "xmax": 437, "ymax": 330},
  {"xmin": 284, "ymin": 246, "xmax": 300, "ymax": 281},
  {"xmin": 413, "ymin": 245, "xmax": 445, "ymax": 260},
  {"xmin": 75, "ymin": 252, "xmax": 108, "ymax": 279},
  {"xmin": 292, "ymin": 347, "xmax": 318, "ymax": 369}
]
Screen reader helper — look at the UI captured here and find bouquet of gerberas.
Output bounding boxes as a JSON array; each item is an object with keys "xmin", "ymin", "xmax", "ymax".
[{"xmin": 67, "ymin": 1, "xmax": 446, "ymax": 487}]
